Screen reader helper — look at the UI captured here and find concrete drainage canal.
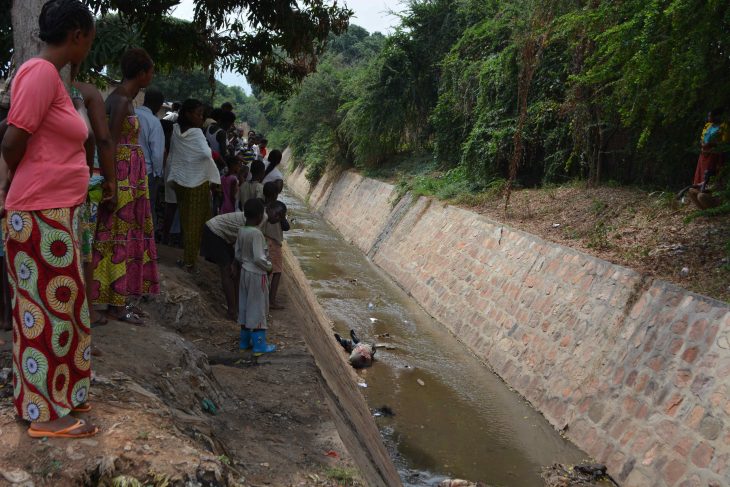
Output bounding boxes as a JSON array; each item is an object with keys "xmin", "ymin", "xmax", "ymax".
[{"xmin": 282, "ymin": 191, "xmax": 588, "ymax": 487}]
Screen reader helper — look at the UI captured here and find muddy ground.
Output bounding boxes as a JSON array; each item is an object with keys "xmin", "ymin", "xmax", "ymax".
[{"xmin": 0, "ymin": 245, "xmax": 362, "ymax": 487}]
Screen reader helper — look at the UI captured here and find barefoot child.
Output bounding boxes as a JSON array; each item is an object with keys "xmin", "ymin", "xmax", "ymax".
[
  {"xmin": 236, "ymin": 198, "xmax": 276, "ymax": 354},
  {"xmin": 262, "ymin": 182, "xmax": 289, "ymax": 309}
]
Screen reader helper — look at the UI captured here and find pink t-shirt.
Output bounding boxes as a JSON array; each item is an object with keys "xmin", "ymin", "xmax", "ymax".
[{"xmin": 6, "ymin": 58, "xmax": 89, "ymax": 211}]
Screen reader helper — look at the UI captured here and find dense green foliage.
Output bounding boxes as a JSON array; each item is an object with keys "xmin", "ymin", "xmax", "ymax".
[
  {"xmin": 258, "ymin": 0, "xmax": 730, "ymax": 200},
  {"xmin": 3, "ymin": 0, "xmax": 351, "ymax": 92}
]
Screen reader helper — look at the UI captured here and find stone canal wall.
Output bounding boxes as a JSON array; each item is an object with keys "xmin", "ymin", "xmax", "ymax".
[{"xmin": 286, "ymin": 165, "xmax": 730, "ymax": 487}]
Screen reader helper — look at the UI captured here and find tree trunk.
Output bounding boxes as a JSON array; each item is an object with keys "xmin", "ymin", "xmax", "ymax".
[{"xmin": 11, "ymin": 0, "xmax": 44, "ymax": 66}]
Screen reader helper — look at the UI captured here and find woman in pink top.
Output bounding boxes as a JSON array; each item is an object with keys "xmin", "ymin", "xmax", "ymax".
[{"xmin": 0, "ymin": 0, "xmax": 101, "ymax": 439}]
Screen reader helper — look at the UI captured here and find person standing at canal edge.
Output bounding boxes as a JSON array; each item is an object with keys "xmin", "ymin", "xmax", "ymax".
[
  {"xmin": 1, "ymin": 0, "xmax": 101, "ymax": 438},
  {"xmin": 235, "ymin": 198, "xmax": 276, "ymax": 354},
  {"xmin": 166, "ymin": 98, "xmax": 221, "ymax": 271},
  {"xmin": 92, "ymin": 48, "xmax": 160, "ymax": 325},
  {"xmin": 261, "ymin": 181, "xmax": 289, "ymax": 309}
]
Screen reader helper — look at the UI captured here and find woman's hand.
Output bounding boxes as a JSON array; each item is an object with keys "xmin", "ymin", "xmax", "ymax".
[
  {"xmin": 0, "ymin": 186, "xmax": 6, "ymax": 219},
  {"xmin": 101, "ymin": 179, "xmax": 117, "ymax": 212},
  {"xmin": 0, "ymin": 154, "xmax": 10, "ymax": 219}
]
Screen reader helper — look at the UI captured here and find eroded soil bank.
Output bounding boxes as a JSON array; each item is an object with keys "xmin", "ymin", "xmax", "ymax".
[{"xmin": 0, "ymin": 245, "xmax": 370, "ymax": 486}]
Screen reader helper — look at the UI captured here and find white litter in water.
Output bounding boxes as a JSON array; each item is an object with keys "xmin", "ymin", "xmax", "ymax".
[
  {"xmin": 369, "ymin": 317, "xmax": 378, "ymax": 323},
  {"xmin": 357, "ymin": 382, "xmax": 368, "ymax": 388}
]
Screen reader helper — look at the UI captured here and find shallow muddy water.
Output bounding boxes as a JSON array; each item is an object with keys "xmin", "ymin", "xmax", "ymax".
[{"xmin": 282, "ymin": 192, "xmax": 586, "ymax": 487}]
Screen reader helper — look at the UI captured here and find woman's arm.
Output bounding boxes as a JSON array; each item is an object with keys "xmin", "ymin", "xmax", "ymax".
[
  {"xmin": 107, "ymin": 94, "xmax": 129, "ymax": 146},
  {"xmin": 216, "ymin": 130, "xmax": 228, "ymax": 159},
  {"xmin": 79, "ymin": 82, "xmax": 117, "ymax": 208},
  {"xmin": 229, "ymin": 176, "xmax": 239, "ymax": 200},
  {"xmin": 1, "ymin": 126, "xmax": 31, "ymax": 172},
  {"xmin": 2, "ymin": 62, "xmax": 57, "ymax": 172},
  {"xmin": 253, "ymin": 232, "xmax": 273, "ymax": 273},
  {"xmin": 0, "ymin": 154, "xmax": 10, "ymax": 217}
]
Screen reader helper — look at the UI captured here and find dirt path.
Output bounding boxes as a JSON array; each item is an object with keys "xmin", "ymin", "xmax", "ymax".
[{"xmin": 0, "ymin": 245, "xmax": 364, "ymax": 486}]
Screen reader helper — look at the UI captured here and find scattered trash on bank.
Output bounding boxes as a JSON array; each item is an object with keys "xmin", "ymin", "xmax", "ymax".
[
  {"xmin": 542, "ymin": 463, "xmax": 618, "ymax": 486},
  {"xmin": 201, "ymin": 398, "xmax": 218, "ymax": 415}
]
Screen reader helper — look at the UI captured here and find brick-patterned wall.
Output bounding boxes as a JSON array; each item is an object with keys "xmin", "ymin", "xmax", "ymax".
[{"xmin": 287, "ymin": 166, "xmax": 730, "ymax": 487}]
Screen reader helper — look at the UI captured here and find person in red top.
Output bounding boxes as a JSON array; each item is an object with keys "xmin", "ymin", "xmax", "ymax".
[{"xmin": 0, "ymin": 0, "xmax": 104, "ymax": 438}]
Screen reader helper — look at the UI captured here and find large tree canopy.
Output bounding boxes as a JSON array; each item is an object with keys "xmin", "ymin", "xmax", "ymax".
[
  {"xmin": 84, "ymin": 0, "xmax": 352, "ymax": 92},
  {"xmin": 3, "ymin": 0, "xmax": 352, "ymax": 93}
]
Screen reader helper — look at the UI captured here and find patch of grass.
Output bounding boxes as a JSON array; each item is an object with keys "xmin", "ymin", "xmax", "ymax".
[
  {"xmin": 562, "ymin": 226, "xmax": 580, "ymax": 240},
  {"xmin": 110, "ymin": 476, "xmax": 143, "ymax": 487},
  {"xmin": 391, "ymin": 163, "xmax": 506, "ymax": 208},
  {"xmin": 586, "ymin": 220, "xmax": 611, "ymax": 250},
  {"xmin": 325, "ymin": 466, "xmax": 359, "ymax": 485},
  {"xmin": 36, "ymin": 459, "xmax": 63, "ymax": 478},
  {"xmin": 362, "ymin": 151, "xmax": 435, "ymax": 181},
  {"xmin": 649, "ymin": 190, "xmax": 679, "ymax": 211},
  {"xmin": 590, "ymin": 198, "xmax": 607, "ymax": 216}
]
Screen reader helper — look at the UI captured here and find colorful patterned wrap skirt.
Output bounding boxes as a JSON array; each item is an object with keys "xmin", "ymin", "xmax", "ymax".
[
  {"xmin": 92, "ymin": 117, "xmax": 160, "ymax": 306},
  {"xmin": 4, "ymin": 207, "xmax": 92, "ymax": 422},
  {"xmin": 80, "ymin": 176, "xmax": 104, "ymax": 263}
]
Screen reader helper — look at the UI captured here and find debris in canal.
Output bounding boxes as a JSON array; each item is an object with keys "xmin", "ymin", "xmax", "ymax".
[
  {"xmin": 417, "ymin": 379, "xmax": 425, "ymax": 386},
  {"xmin": 438, "ymin": 479, "xmax": 487, "ymax": 487},
  {"xmin": 372, "ymin": 406, "xmax": 395, "ymax": 417},
  {"xmin": 335, "ymin": 330, "xmax": 377, "ymax": 368},
  {"xmin": 542, "ymin": 463, "xmax": 618, "ymax": 486}
]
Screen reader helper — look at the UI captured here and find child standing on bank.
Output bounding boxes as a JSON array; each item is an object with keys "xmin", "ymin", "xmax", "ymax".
[
  {"xmin": 239, "ymin": 159, "xmax": 265, "ymax": 208},
  {"xmin": 236, "ymin": 198, "xmax": 276, "ymax": 354},
  {"xmin": 262, "ymin": 181, "xmax": 289, "ymax": 309}
]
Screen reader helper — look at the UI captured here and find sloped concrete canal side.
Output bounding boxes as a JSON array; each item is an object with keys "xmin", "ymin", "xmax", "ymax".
[
  {"xmin": 287, "ymin": 163, "xmax": 730, "ymax": 487},
  {"xmin": 281, "ymin": 185, "xmax": 587, "ymax": 486}
]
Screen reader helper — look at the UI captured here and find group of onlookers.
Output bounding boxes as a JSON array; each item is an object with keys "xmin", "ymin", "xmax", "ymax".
[{"xmin": 0, "ymin": 0, "xmax": 288, "ymax": 439}]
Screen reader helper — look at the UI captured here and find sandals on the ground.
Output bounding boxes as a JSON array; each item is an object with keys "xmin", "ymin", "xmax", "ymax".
[
  {"xmin": 116, "ymin": 311, "xmax": 144, "ymax": 325},
  {"xmin": 124, "ymin": 303, "xmax": 146, "ymax": 316},
  {"xmin": 28, "ymin": 419, "xmax": 98, "ymax": 439},
  {"xmin": 72, "ymin": 403, "xmax": 92, "ymax": 413}
]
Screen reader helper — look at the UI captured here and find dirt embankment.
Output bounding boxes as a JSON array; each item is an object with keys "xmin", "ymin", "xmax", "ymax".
[
  {"xmin": 0, "ymin": 246, "xmax": 364, "ymax": 487},
  {"xmin": 460, "ymin": 185, "xmax": 730, "ymax": 302}
]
